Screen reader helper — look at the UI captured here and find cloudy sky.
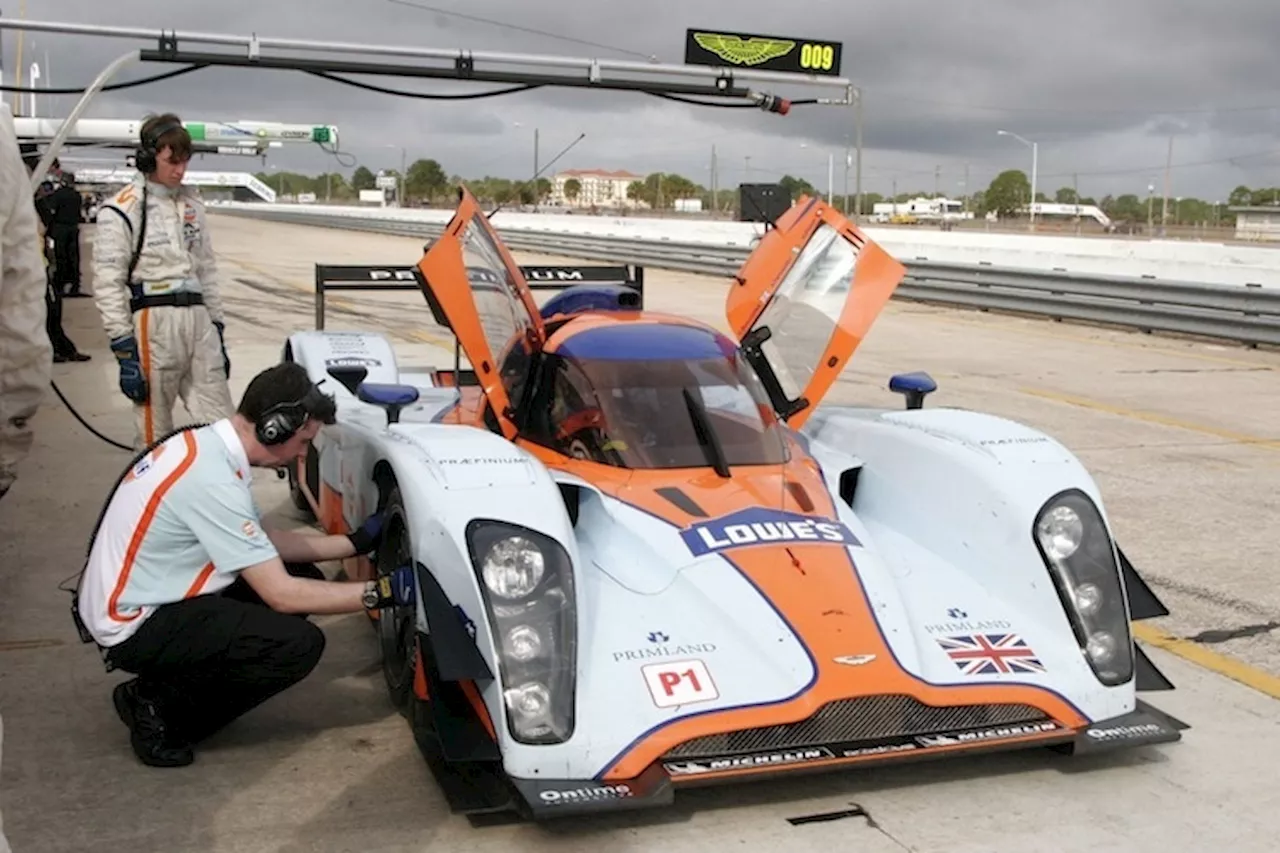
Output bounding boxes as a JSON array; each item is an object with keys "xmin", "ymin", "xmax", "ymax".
[{"xmin": 7, "ymin": 0, "xmax": 1279, "ymax": 201}]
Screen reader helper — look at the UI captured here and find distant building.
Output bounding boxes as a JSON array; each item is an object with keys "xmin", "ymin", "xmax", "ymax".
[
  {"xmin": 1230, "ymin": 206, "xmax": 1280, "ymax": 242},
  {"xmin": 551, "ymin": 168, "xmax": 645, "ymax": 209}
]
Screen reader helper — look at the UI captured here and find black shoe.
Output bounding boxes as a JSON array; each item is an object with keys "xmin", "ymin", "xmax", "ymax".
[{"xmin": 113, "ymin": 680, "xmax": 194, "ymax": 768}]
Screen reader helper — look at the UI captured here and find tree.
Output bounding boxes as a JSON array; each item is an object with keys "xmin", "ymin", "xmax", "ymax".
[
  {"xmin": 404, "ymin": 158, "xmax": 448, "ymax": 202},
  {"xmin": 984, "ymin": 169, "xmax": 1030, "ymax": 218},
  {"xmin": 1054, "ymin": 187, "xmax": 1079, "ymax": 205},
  {"xmin": 351, "ymin": 166, "xmax": 376, "ymax": 191},
  {"xmin": 778, "ymin": 174, "xmax": 816, "ymax": 201},
  {"xmin": 564, "ymin": 178, "xmax": 581, "ymax": 202}
]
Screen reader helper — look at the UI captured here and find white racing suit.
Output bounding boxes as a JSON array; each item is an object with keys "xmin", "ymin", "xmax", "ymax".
[
  {"xmin": 0, "ymin": 108, "xmax": 52, "ymax": 501},
  {"xmin": 93, "ymin": 175, "xmax": 233, "ymax": 449}
]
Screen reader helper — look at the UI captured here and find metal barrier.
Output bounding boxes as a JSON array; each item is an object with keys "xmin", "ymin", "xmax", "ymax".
[{"xmin": 217, "ymin": 206, "xmax": 1280, "ymax": 347}]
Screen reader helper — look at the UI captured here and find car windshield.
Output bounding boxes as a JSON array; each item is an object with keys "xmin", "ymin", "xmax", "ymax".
[{"xmin": 547, "ymin": 349, "xmax": 790, "ymax": 470}]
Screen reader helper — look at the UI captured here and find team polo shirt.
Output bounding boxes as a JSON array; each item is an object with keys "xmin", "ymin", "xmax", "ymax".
[{"xmin": 78, "ymin": 418, "xmax": 280, "ymax": 648}]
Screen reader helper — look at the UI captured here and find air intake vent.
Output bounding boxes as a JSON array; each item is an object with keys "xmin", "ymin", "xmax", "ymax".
[{"xmin": 662, "ymin": 695, "xmax": 1050, "ymax": 760}]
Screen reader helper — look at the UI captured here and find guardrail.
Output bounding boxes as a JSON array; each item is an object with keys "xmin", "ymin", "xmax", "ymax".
[{"xmin": 213, "ymin": 206, "xmax": 1280, "ymax": 347}]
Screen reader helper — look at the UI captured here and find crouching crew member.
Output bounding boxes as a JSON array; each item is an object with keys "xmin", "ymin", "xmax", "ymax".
[
  {"xmin": 92, "ymin": 112, "xmax": 234, "ymax": 449},
  {"xmin": 74, "ymin": 362, "xmax": 415, "ymax": 768}
]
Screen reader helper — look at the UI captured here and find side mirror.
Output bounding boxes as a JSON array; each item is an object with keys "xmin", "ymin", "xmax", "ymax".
[
  {"xmin": 888, "ymin": 371, "xmax": 937, "ymax": 410},
  {"xmin": 357, "ymin": 382, "xmax": 420, "ymax": 425}
]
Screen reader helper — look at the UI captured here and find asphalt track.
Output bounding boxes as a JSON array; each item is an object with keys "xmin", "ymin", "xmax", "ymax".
[{"xmin": 1, "ymin": 216, "xmax": 1278, "ymax": 852}]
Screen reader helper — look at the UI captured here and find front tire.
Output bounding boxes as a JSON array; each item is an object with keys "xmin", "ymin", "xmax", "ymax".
[{"xmin": 375, "ymin": 486, "xmax": 417, "ymax": 712}]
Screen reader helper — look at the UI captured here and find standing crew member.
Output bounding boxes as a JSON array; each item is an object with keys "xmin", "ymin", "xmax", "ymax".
[
  {"xmin": 74, "ymin": 361, "xmax": 416, "ymax": 768},
  {"xmin": 1, "ymin": 103, "xmax": 54, "ymax": 853},
  {"xmin": 93, "ymin": 113, "xmax": 233, "ymax": 449}
]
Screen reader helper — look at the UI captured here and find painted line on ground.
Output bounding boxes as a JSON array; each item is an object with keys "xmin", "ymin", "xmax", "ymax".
[
  {"xmin": 1020, "ymin": 387, "xmax": 1280, "ymax": 451},
  {"xmin": 1134, "ymin": 623, "xmax": 1280, "ymax": 701}
]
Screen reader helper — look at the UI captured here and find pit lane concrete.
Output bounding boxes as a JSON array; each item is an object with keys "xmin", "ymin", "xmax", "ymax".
[{"xmin": 1, "ymin": 216, "xmax": 1277, "ymax": 852}]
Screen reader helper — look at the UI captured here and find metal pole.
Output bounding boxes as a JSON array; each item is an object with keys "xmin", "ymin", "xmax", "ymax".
[
  {"xmin": 1029, "ymin": 141, "xmax": 1037, "ymax": 232},
  {"xmin": 29, "ymin": 49, "xmax": 141, "ymax": 189},
  {"xmin": 827, "ymin": 151, "xmax": 833, "ymax": 205},
  {"xmin": 0, "ymin": 18, "xmax": 855, "ymax": 91},
  {"xmin": 854, "ymin": 87, "xmax": 863, "ymax": 220}
]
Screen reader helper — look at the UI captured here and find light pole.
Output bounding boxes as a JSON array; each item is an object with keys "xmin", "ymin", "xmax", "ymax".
[{"xmin": 997, "ymin": 129, "xmax": 1038, "ymax": 231}]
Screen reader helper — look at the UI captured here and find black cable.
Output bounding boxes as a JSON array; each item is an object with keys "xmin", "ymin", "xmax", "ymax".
[
  {"xmin": 303, "ymin": 69, "xmax": 543, "ymax": 100},
  {"xmin": 49, "ymin": 380, "xmax": 133, "ymax": 451},
  {"xmin": 0, "ymin": 65, "xmax": 208, "ymax": 95},
  {"xmin": 645, "ymin": 92, "xmax": 822, "ymax": 110}
]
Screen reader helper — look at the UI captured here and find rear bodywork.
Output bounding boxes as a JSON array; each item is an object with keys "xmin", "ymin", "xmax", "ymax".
[{"xmin": 282, "ymin": 187, "xmax": 1185, "ymax": 819}]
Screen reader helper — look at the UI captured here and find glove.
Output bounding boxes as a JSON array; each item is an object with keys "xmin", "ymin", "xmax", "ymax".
[
  {"xmin": 367, "ymin": 565, "xmax": 416, "ymax": 610},
  {"xmin": 110, "ymin": 335, "xmax": 148, "ymax": 403},
  {"xmin": 213, "ymin": 321, "xmax": 230, "ymax": 379},
  {"xmin": 347, "ymin": 510, "xmax": 386, "ymax": 555}
]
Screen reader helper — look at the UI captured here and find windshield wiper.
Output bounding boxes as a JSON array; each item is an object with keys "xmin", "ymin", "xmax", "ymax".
[{"xmin": 682, "ymin": 387, "xmax": 731, "ymax": 479}]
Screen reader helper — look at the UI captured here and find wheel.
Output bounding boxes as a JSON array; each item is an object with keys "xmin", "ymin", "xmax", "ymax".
[{"xmin": 375, "ymin": 486, "xmax": 417, "ymax": 712}]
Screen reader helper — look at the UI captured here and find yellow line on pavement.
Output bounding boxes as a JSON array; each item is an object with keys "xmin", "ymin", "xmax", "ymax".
[
  {"xmin": 1020, "ymin": 386, "xmax": 1280, "ymax": 451},
  {"xmin": 1134, "ymin": 623, "xmax": 1280, "ymax": 700}
]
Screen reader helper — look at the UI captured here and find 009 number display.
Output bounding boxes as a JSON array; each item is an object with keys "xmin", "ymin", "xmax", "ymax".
[{"xmin": 799, "ymin": 42, "xmax": 835, "ymax": 72}]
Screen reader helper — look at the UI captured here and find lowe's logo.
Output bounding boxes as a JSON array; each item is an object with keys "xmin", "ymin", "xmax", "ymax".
[{"xmin": 681, "ymin": 508, "xmax": 860, "ymax": 557}]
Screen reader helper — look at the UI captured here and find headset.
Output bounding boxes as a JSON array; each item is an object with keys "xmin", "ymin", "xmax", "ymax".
[
  {"xmin": 134, "ymin": 117, "xmax": 186, "ymax": 174},
  {"xmin": 255, "ymin": 383, "xmax": 331, "ymax": 446}
]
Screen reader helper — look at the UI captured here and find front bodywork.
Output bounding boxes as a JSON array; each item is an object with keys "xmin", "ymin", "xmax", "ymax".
[{"xmin": 283, "ymin": 187, "xmax": 1184, "ymax": 819}]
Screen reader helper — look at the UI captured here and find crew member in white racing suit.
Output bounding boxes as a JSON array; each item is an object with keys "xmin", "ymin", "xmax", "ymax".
[
  {"xmin": 1, "ymin": 104, "xmax": 52, "ymax": 853},
  {"xmin": 92, "ymin": 113, "xmax": 233, "ymax": 449}
]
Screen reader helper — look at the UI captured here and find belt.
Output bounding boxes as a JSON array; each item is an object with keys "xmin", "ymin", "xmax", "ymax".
[{"xmin": 129, "ymin": 292, "xmax": 204, "ymax": 312}]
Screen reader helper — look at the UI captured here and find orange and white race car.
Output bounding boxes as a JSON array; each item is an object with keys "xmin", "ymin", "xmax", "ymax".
[{"xmin": 281, "ymin": 186, "xmax": 1185, "ymax": 819}]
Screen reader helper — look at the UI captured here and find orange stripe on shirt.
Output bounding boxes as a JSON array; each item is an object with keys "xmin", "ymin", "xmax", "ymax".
[
  {"xmin": 183, "ymin": 562, "xmax": 216, "ymax": 599},
  {"xmin": 107, "ymin": 431, "xmax": 200, "ymax": 622}
]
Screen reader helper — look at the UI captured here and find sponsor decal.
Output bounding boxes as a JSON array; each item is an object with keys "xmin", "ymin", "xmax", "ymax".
[
  {"xmin": 435, "ymin": 456, "xmax": 527, "ymax": 465},
  {"xmin": 681, "ymin": 507, "xmax": 860, "ymax": 557},
  {"xmin": 924, "ymin": 607, "xmax": 1014, "ymax": 636},
  {"xmin": 978, "ymin": 436, "xmax": 1050, "ymax": 447},
  {"xmin": 936, "ymin": 633, "xmax": 1045, "ymax": 676},
  {"xmin": 612, "ymin": 631, "xmax": 718, "ymax": 663},
  {"xmin": 1086, "ymin": 722, "xmax": 1164, "ymax": 741},
  {"xmin": 665, "ymin": 747, "xmax": 835, "ymax": 776},
  {"xmin": 643, "ymin": 659, "xmax": 718, "ymax": 708},
  {"xmin": 241, "ymin": 520, "xmax": 259, "ymax": 538},
  {"xmin": 365, "ymin": 269, "xmax": 417, "ymax": 281},
  {"xmin": 538, "ymin": 784, "xmax": 633, "ymax": 804},
  {"xmin": 842, "ymin": 742, "xmax": 917, "ymax": 758},
  {"xmin": 325, "ymin": 356, "xmax": 382, "ymax": 368},
  {"xmin": 915, "ymin": 720, "xmax": 1062, "ymax": 747},
  {"xmin": 524, "ymin": 267, "xmax": 584, "ymax": 281},
  {"xmin": 833, "ymin": 654, "xmax": 876, "ymax": 666}
]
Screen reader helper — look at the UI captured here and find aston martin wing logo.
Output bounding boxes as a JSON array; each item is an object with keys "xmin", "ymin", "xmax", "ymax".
[{"xmin": 692, "ymin": 32, "xmax": 796, "ymax": 66}]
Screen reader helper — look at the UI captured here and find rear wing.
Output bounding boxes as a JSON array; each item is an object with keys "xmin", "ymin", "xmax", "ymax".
[{"xmin": 312, "ymin": 262, "xmax": 645, "ymax": 331}]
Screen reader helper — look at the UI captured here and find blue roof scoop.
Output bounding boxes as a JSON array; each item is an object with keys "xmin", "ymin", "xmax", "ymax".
[
  {"xmin": 540, "ymin": 285, "xmax": 642, "ymax": 319},
  {"xmin": 888, "ymin": 371, "xmax": 937, "ymax": 410},
  {"xmin": 357, "ymin": 382, "xmax": 420, "ymax": 424}
]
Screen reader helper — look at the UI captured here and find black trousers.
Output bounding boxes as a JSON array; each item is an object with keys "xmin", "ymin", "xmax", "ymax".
[
  {"xmin": 49, "ymin": 224, "xmax": 81, "ymax": 293},
  {"xmin": 44, "ymin": 275, "xmax": 80, "ymax": 358},
  {"xmin": 103, "ymin": 562, "xmax": 328, "ymax": 746}
]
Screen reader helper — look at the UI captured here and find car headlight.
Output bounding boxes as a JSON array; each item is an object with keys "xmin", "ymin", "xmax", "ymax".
[
  {"xmin": 467, "ymin": 520, "xmax": 576, "ymax": 745},
  {"xmin": 1032, "ymin": 489, "xmax": 1134, "ymax": 687}
]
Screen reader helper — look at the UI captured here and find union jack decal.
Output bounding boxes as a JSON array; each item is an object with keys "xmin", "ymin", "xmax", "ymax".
[{"xmin": 936, "ymin": 633, "xmax": 1045, "ymax": 676}]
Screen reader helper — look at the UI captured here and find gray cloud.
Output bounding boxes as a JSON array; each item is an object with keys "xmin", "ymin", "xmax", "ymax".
[{"xmin": 9, "ymin": 0, "xmax": 1280, "ymax": 199}]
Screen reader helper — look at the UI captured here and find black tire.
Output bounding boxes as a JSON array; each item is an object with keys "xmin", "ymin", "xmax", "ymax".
[
  {"xmin": 375, "ymin": 486, "xmax": 417, "ymax": 712},
  {"xmin": 288, "ymin": 443, "xmax": 320, "ymax": 518}
]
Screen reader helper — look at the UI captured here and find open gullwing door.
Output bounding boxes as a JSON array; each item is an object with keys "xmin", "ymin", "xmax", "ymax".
[
  {"xmin": 415, "ymin": 186, "xmax": 547, "ymax": 439},
  {"xmin": 725, "ymin": 195, "xmax": 907, "ymax": 430}
]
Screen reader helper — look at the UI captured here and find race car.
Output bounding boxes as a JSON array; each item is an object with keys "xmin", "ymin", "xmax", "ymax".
[{"xmin": 281, "ymin": 186, "xmax": 1187, "ymax": 819}]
